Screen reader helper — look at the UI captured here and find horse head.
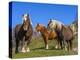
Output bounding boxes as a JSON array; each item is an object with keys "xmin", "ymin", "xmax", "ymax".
[
  {"xmin": 35, "ymin": 23, "xmax": 41, "ymax": 32},
  {"xmin": 35, "ymin": 23, "xmax": 46, "ymax": 32},
  {"xmin": 47, "ymin": 19, "xmax": 57, "ymax": 31},
  {"xmin": 22, "ymin": 13, "xmax": 30, "ymax": 31}
]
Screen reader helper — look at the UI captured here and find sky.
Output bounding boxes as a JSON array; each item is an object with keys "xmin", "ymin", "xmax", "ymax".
[{"xmin": 10, "ymin": 1, "xmax": 78, "ymax": 28}]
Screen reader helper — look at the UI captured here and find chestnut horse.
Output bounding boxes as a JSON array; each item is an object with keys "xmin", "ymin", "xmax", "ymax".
[
  {"xmin": 35, "ymin": 23, "xmax": 60, "ymax": 49},
  {"xmin": 47, "ymin": 19, "xmax": 74, "ymax": 51},
  {"xmin": 15, "ymin": 14, "xmax": 33, "ymax": 53}
]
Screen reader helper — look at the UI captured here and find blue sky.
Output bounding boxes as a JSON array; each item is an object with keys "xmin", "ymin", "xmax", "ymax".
[{"xmin": 10, "ymin": 1, "xmax": 78, "ymax": 28}]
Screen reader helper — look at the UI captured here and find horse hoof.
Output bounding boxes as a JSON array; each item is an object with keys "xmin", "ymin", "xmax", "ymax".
[
  {"xmin": 26, "ymin": 47, "xmax": 30, "ymax": 52},
  {"xmin": 46, "ymin": 48, "xmax": 48, "ymax": 50},
  {"xmin": 26, "ymin": 50, "xmax": 30, "ymax": 52},
  {"xmin": 20, "ymin": 50, "xmax": 26, "ymax": 53},
  {"xmin": 21, "ymin": 47, "xmax": 26, "ymax": 53},
  {"xmin": 21, "ymin": 50, "xmax": 26, "ymax": 53}
]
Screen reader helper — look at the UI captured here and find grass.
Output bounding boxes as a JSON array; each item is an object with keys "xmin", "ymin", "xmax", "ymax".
[{"xmin": 12, "ymin": 36, "xmax": 78, "ymax": 59}]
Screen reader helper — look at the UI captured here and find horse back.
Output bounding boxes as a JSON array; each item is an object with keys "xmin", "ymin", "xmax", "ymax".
[{"xmin": 62, "ymin": 25, "xmax": 73, "ymax": 40}]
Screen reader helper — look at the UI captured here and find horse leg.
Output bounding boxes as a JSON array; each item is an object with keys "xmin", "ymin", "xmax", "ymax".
[
  {"xmin": 57, "ymin": 34, "xmax": 63, "ymax": 49},
  {"xmin": 64, "ymin": 40, "xmax": 68, "ymax": 51},
  {"xmin": 56, "ymin": 38, "xmax": 63, "ymax": 50},
  {"xmin": 55, "ymin": 40, "xmax": 58, "ymax": 49},
  {"xmin": 55, "ymin": 38, "xmax": 61, "ymax": 49},
  {"xmin": 21, "ymin": 37, "xmax": 26, "ymax": 53},
  {"xmin": 69, "ymin": 40, "xmax": 72, "ymax": 51},
  {"xmin": 26, "ymin": 37, "xmax": 32, "ymax": 52},
  {"xmin": 26, "ymin": 40, "xmax": 30, "ymax": 52},
  {"xmin": 15, "ymin": 39, "xmax": 19, "ymax": 53},
  {"xmin": 43, "ymin": 36, "xmax": 48, "ymax": 49},
  {"xmin": 67, "ymin": 41, "xmax": 70, "ymax": 51},
  {"xmin": 60, "ymin": 41, "xmax": 63, "ymax": 49},
  {"xmin": 59, "ymin": 32, "xmax": 63, "ymax": 49},
  {"xmin": 44, "ymin": 37, "xmax": 48, "ymax": 49},
  {"xmin": 58, "ymin": 40, "xmax": 62, "ymax": 49},
  {"xmin": 18, "ymin": 40, "xmax": 21, "ymax": 52},
  {"xmin": 22, "ymin": 40, "xmax": 27, "ymax": 53},
  {"xmin": 67, "ymin": 40, "xmax": 72, "ymax": 51}
]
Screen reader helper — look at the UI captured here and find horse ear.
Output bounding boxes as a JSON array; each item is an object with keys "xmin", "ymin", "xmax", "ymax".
[
  {"xmin": 37, "ymin": 23, "xmax": 40, "ymax": 26},
  {"xmin": 37, "ymin": 23, "xmax": 39, "ymax": 25},
  {"xmin": 49, "ymin": 19, "xmax": 52, "ymax": 24},
  {"xmin": 50, "ymin": 19, "xmax": 52, "ymax": 22},
  {"xmin": 27, "ymin": 13, "xmax": 29, "ymax": 17}
]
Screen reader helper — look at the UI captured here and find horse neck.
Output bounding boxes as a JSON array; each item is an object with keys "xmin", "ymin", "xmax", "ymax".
[
  {"xmin": 39, "ymin": 26, "xmax": 47, "ymax": 34},
  {"xmin": 27, "ymin": 18, "xmax": 30, "ymax": 24},
  {"xmin": 54, "ymin": 24, "xmax": 59, "ymax": 33}
]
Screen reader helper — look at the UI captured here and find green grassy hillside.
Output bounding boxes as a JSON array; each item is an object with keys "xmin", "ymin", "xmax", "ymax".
[{"xmin": 12, "ymin": 36, "xmax": 78, "ymax": 59}]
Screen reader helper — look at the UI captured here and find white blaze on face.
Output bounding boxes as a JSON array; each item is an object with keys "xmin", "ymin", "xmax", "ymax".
[{"xmin": 23, "ymin": 14, "xmax": 28, "ymax": 21}]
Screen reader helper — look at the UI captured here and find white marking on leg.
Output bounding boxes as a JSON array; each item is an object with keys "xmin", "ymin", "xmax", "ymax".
[
  {"xmin": 46, "ymin": 44, "xmax": 48, "ymax": 49},
  {"xmin": 38, "ymin": 31, "xmax": 41, "ymax": 34},
  {"xmin": 26, "ymin": 47, "xmax": 30, "ymax": 52},
  {"xmin": 55, "ymin": 45, "xmax": 58, "ymax": 49},
  {"xmin": 21, "ymin": 47, "xmax": 26, "ymax": 53}
]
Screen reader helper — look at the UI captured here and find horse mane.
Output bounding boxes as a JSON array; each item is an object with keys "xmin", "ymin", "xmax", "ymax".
[
  {"xmin": 41, "ymin": 24, "xmax": 47, "ymax": 31},
  {"xmin": 39, "ymin": 24, "xmax": 49, "ymax": 33}
]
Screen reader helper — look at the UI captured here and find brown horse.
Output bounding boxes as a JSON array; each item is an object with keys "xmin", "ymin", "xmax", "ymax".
[
  {"xmin": 15, "ymin": 14, "xmax": 33, "ymax": 53},
  {"xmin": 61, "ymin": 25, "xmax": 73, "ymax": 51},
  {"xmin": 47, "ymin": 19, "xmax": 74, "ymax": 51},
  {"xmin": 35, "ymin": 23, "xmax": 60, "ymax": 49}
]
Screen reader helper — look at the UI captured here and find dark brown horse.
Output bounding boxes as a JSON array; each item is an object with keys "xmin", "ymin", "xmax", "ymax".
[
  {"xmin": 15, "ymin": 14, "xmax": 33, "ymax": 53},
  {"xmin": 35, "ymin": 23, "xmax": 60, "ymax": 49},
  {"xmin": 47, "ymin": 19, "xmax": 74, "ymax": 51}
]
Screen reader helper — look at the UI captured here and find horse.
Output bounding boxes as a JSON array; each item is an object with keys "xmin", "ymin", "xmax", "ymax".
[
  {"xmin": 61, "ymin": 25, "xmax": 73, "ymax": 51},
  {"xmin": 47, "ymin": 19, "xmax": 64, "ymax": 49},
  {"xmin": 35, "ymin": 23, "xmax": 60, "ymax": 49},
  {"xmin": 47, "ymin": 19, "xmax": 74, "ymax": 51},
  {"xmin": 15, "ymin": 14, "xmax": 33, "ymax": 53}
]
